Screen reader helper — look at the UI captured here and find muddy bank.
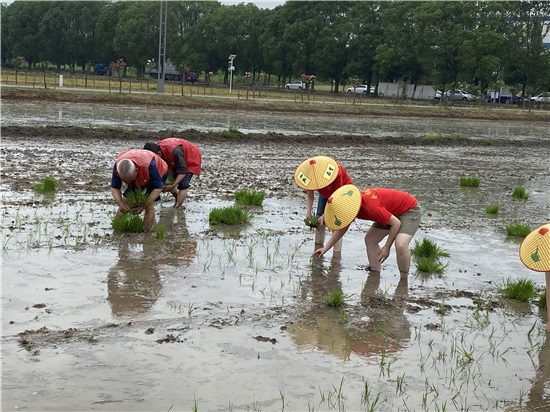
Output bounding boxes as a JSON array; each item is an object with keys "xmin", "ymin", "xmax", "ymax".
[
  {"xmin": 3, "ymin": 125, "xmax": 549, "ymax": 148},
  {"xmin": 3, "ymin": 87, "xmax": 549, "ymax": 122}
]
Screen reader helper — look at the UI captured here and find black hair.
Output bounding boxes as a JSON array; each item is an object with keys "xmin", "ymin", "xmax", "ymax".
[{"xmin": 143, "ymin": 142, "xmax": 161, "ymax": 154}]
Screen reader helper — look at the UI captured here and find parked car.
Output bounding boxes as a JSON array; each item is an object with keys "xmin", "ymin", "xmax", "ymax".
[
  {"xmin": 346, "ymin": 85, "xmax": 375, "ymax": 95},
  {"xmin": 434, "ymin": 90, "xmax": 443, "ymax": 99},
  {"xmin": 445, "ymin": 89, "xmax": 477, "ymax": 101},
  {"xmin": 285, "ymin": 81, "xmax": 304, "ymax": 90},
  {"xmin": 93, "ymin": 63, "xmax": 110, "ymax": 76},
  {"xmin": 531, "ymin": 92, "xmax": 550, "ymax": 102},
  {"xmin": 486, "ymin": 94, "xmax": 523, "ymax": 104}
]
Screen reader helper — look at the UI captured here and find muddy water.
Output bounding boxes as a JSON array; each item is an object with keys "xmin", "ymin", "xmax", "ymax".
[
  {"xmin": 1, "ymin": 99, "xmax": 547, "ymax": 139},
  {"xmin": 2, "ymin": 109, "xmax": 550, "ymax": 411}
]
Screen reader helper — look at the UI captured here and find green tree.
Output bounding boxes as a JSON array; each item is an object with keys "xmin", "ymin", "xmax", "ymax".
[{"xmin": 95, "ymin": 1, "xmax": 132, "ymax": 68}]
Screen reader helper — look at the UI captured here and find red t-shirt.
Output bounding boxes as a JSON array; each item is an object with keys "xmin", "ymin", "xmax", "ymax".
[
  {"xmin": 318, "ymin": 162, "xmax": 352, "ymax": 198},
  {"xmin": 356, "ymin": 188, "xmax": 418, "ymax": 226}
]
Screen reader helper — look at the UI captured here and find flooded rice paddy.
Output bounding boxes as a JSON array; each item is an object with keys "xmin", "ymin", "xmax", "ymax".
[{"xmin": 1, "ymin": 101, "xmax": 550, "ymax": 411}]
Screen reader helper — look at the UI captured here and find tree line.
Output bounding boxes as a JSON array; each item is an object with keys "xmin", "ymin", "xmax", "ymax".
[{"xmin": 2, "ymin": 1, "xmax": 550, "ymax": 95}]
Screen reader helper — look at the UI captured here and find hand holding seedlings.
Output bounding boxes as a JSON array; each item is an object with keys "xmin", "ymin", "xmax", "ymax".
[{"xmin": 110, "ymin": 149, "xmax": 169, "ymax": 233}]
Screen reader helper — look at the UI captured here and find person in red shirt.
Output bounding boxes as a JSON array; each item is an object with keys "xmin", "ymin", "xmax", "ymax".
[
  {"xmin": 312, "ymin": 185, "xmax": 421, "ymax": 278},
  {"xmin": 111, "ymin": 149, "xmax": 169, "ymax": 232},
  {"xmin": 294, "ymin": 156, "xmax": 352, "ymax": 253},
  {"xmin": 144, "ymin": 138, "xmax": 202, "ymax": 208}
]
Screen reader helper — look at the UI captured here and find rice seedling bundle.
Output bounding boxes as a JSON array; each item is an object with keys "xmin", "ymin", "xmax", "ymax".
[
  {"xmin": 112, "ymin": 213, "xmax": 144, "ymax": 232},
  {"xmin": 460, "ymin": 176, "xmax": 480, "ymax": 187},
  {"xmin": 209, "ymin": 205, "xmax": 252, "ymax": 225},
  {"xmin": 33, "ymin": 176, "xmax": 57, "ymax": 193},
  {"xmin": 512, "ymin": 187, "xmax": 529, "ymax": 200},
  {"xmin": 234, "ymin": 189, "xmax": 265, "ymax": 206},
  {"xmin": 498, "ymin": 278, "xmax": 536, "ymax": 302},
  {"xmin": 505, "ymin": 223, "xmax": 531, "ymax": 238}
]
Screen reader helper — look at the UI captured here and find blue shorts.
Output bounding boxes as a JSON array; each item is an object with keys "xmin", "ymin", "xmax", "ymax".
[
  {"xmin": 177, "ymin": 172, "xmax": 194, "ymax": 190},
  {"xmin": 316, "ymin": 194, "xmax": 328, "ymax": 217}
]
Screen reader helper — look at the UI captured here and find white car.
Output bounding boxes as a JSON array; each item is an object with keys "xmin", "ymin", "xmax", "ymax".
[
  {"xmin": 530, "ymin": 92, "xmax": 550, "ymax": 102},
  {"xmin": 445, "ymin": 89, "xmax": 477, "ymax": 101},
  {"xmin": 346, "ymin": 85, "xmax": 375, "ymax": 94},
  {"xmin": 285, "ymin": 81, "xmax": 304, "ymax": 90}
]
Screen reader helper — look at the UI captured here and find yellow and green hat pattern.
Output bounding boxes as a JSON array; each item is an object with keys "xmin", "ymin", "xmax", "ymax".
[
  {"xmin": 520, "ymin": 223, "xmax": 550, "ymax": 272},
  {"xmin": 294, "ymin": 156, "xmax": 339, "ymax": 191},
  {"xmin": 324, "ymin": 184, "xmax": 362, "ymax": 231}
]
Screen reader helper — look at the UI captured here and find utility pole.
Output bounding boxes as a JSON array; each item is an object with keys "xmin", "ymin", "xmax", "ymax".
[{"xmin": 157, "ymin": 0, "xmax": 168, "ymax": 93}]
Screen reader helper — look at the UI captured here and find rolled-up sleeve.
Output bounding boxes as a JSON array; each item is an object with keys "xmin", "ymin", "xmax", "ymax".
[
  {"xmin": 172, "ymin": 146, "xmax": 188, "ymax": 176},
  {"xmin": 111, "ymin": 164, "xmax": 122, "ymax": 189},
  {"xmin": 148, "ymin": 159, "xmax": 164, "ymax": 189}
]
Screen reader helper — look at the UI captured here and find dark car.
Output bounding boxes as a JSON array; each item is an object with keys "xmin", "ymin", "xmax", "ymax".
[{"xmin": 486, "ymin": 94, "xmax": 523, "ymax": 104}]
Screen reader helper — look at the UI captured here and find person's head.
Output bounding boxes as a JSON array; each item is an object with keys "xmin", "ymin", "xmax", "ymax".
[
  {"xmin": 143, "ymin": 142, "xmax": 162, "ymax": 157},
  {"xmin": 116, "ymin": 158, "xmax": 137, "ymax": 181}
]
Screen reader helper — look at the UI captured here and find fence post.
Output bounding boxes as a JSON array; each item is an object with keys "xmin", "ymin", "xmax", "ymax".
[
  {"xmin": 85, "ymin": 75, "xmax": 88, "ymax": 88},
  {"xmin": 147, "ymin": 79, "xmax": 149, "ymax": 92},
  {"xmin": 33, "ymin": 72, "xmax": 36, "ymax": 88},
  {"xmin": 15, "ymin": 71, "xmax": 18, "ymax": 85},
  {"xmin": 172, "ymin": 81, "xmax": 174, "ymax": 96},
  {"xmin": 189, "ymin": 83, "xmax": 192, "ymax": 97},
  {"xmin": 129, "ymin": 78, "xmax": 131, "ymax": 93},
  {"xmin": 181, "ymin": 82, "xmax": 184, "ymax": 96},
  {"xmin": 109, "ymin": 76, "xmax": 111, "ymax": 93},
  {"xmin": 43, "ymin": 74, "xmax": 46, "ymax": 88},
  {"xmin": 75, "ymin": 74, "xmax": 78, "ymax": 88},
  {"xmin": 25, "ymin": 71, "xmax": 28, "ymax": 85}
]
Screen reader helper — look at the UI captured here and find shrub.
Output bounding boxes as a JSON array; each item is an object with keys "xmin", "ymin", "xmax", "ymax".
[
  {"xmin": 410, "ymin": 238, "xmax": 450, "ymax": 259},
  {"xmin": 512, "ymin": 187, "xmax": 529, "ymax": 200},
  {"xmin": 460, "ymin": 176, "xmax": 480, "ymax": 187},
  {"xmin": 486, "ymin": 204, "xmax": 500, "ymax": 214},
  {"xmin": 414, "ymin": 257, "xmax": 448, "ymax": 274},
  {"xmin": 234, "ymin": 189, "xmax": 265, "ymax": 206},
  {"xmin": 33, "ymin": 176, "xmax": 57, "ymax": 193},
  {"xmin": 505, "ymin": 223, "xmax": 531, "ymax": 238},
  {"xmin": 209, "ymin": 205, "xmax": 252, "ymax": 225},
  {"xmin": 112, "ymin": 213, "xmax": 144, "ymax": 232},
  {"xmin": 498, "ymin": 278, "xmax": 536, "ymax": 302}
]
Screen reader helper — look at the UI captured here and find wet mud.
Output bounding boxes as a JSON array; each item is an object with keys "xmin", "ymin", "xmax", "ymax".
[{"xmin": 1, "ymin": 104, "xmax": 550, "ymax": 411}]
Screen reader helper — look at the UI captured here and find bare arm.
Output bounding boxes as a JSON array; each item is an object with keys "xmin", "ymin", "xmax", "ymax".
[
  {"xmin": 111, "ymin": 187, "xmax": 129, "ymax": 213},
  {"xmin": 312, "ymin": 225, "xmax": 349, "ymax": 257},
  {"xmin": 378, "ymin": 215, "xmax": 401, "ymax": 263}
]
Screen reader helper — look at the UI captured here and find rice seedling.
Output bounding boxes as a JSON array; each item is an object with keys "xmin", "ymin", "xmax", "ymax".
[
  {"xmin": 151, "ymin": 224, "xmax": 166, "ymax": 239},
  {"xmin": 485, "ymin": 204, "xmax": 500, "ymax": 214},
  {"xmin": 539, "ymin": 290, "xmax": 547, "ymax": 308},
  {"xmin": 223, "ymin": 125, "xmax": 240, "ymax": 139},
  {"xmin": 460, "ymin": 176, "xmax": 480, "ymax": 187},
  {"xmin": 234, "ymin": 189, "xmax": 265, "ymax": 206},
  {"xmin": 505, "ymin": 223, "xmax": 531, "ymax": 237},
  {"xmin": 414, "ymin": 257, "xmax": 448, "ymax": 274},
  {"xmin": 323, "ymin": 289, "xmax": 348, "ymax": 307},
  {"xmin": 303, "ymin": 212, "xmax": 321, "ymax": 228},
  {"xmin": 33, "ymin": 176, "xmax": 57, "ymax": 193},
  {"xmin": 209, "ymin": 205, "xmax": 252, "ymax": 225},
  {"xmin": 411, "ymin": 238, "xmax": 450, "ymax": 259},
  {"xmin": 165, "ymin": 173, "xmax": 175, "ymax": 185},
  {"xmin": 512, "ymin": 186, "xmax": 529, "ymax": 200},
  {"xmin": 498, "ymin": 277, "xmax": 536, "ymax": 302},
  {"xmin": 125, "ymin": 188, "xmax": 150, "ymax": 211},
  {"xmin": 112, "ymin": 213, "xmax": 144, "ymax": 232}
]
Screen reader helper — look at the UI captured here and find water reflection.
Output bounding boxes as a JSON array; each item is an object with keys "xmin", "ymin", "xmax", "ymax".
[
  {"xmin": 289, "ymin": 256, "xmax": 410, "ymax": 361},
  {"xmin": 524, "ymin": 335, "xmax": 550, "ymax": 410},
  {"xmin": 107, "ymin": 208, "xmax": 196, "ymax": 318},
  {"xmin": 1, "ymin": 100, "xmax": 544, "ymax": 140}
]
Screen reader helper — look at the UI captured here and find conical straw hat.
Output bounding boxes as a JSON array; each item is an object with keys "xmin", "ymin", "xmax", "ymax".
[
  {"xmin": 324, "ymin": 184, "xmax": 362, "ymax": 231},
  {"xmin": 519, "ymin": 223, "xmax": 550, "ymax": 272},
  {"xmin": 294, "ymin": 156, "xmax": 339, "ymax": 190}
]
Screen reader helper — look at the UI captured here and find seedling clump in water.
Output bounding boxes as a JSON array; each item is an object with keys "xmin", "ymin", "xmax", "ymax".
[
  {"xmin": 505, "ymin": 223, "xmax": 531, "ymax": 237},
  {"xmin": 33, "ymin": 176, "xmax": 57, "ymax": 193},
  {"xmin": 512, "ymin": 186, "xmax": 529, "ymax": 200},
  {"xmin": 460, "ymin": 176, "xmax": 480, "ymax": 187},
  {"xmin": 498, "ymin": 277, "xmax": 536, "ymax": 302},
  {"xmin": 209, "ymin": 205, "xmax": 252, "ymax": 225},
  {"xmin": 410, "ymin": 238, "xmax": 449, "ymax": 274},
  {"xmin": 112, "ymin": 213, "xmax": 144, "ymax": 232},
  {"xmin": 324, "ymin": 289, "xmax": 349, "ymax": 308},
  {"xmin": 234, "ymin": 188, "xmax": 265, "ymax": 206},
  {"xmin": 151, "ymin": 224, "xmax": 166, "ymax": 239},
  {"xmin": 486, "ymin": 204, "xmax": 500, "ymax": 214}
]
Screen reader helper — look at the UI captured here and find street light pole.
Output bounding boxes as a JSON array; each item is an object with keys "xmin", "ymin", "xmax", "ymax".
[
  {"xmin": 157, "ymin": 0, "xmax": 168, "ymax": 93},
  {"xmin": 228, "ymin": 54, "xmax": 236, "ymax": 93}
]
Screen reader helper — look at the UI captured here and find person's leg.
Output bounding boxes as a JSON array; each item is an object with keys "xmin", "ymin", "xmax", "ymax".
[
  {"xmin": 546, "ymin": 272, "xmax": 550, "ymax": 333},
  {"xmin": 364, "ymin": 225, "xmax": 389, "ymax": 271},
  {"xmin": 315, "ymin": 194, "xmax": 328, "ymax": 245},
  {"xmin": 176, "ymin": 173, "xmax": 193, "ymax": 208},
  {"xmin": 143, "ymin": 202, "xmax": 156, "ymax": 233},
  {"xmin": 394, "ymin": 233, "xmax": 413, "ymax": 278}
]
